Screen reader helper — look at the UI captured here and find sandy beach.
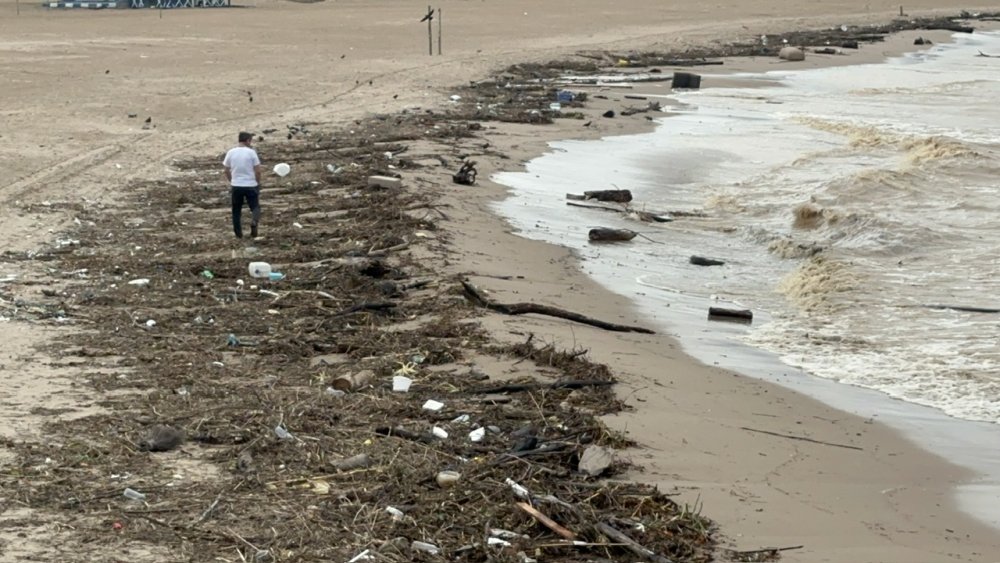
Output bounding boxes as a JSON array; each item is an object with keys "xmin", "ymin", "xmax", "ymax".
[{"xmin": 1, "ymin": 1, "xmax": 999, "ymax": 561}]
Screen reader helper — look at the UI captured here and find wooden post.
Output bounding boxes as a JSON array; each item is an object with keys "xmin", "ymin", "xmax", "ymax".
[
  {"xmin": 437, "ymin": 7, "xmax": 442, "ymax": 55},
  {"xmin": 427, "ymin": 5, "xmax": 433, "ymax": 56}
]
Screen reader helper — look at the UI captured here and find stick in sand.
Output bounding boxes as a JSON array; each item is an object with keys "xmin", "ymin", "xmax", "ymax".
[
  {"xmin": 740, "ymin": 427, "xmax": 863, "ymax": 451},
  {"xmin": 516, "ymin": 502, "xmax": 576, "ymax": 540}
]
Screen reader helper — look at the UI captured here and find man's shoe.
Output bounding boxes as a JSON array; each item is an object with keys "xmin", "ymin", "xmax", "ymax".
[{"xmin": 250, "ymin": 225, "xmax": 259, "ymax": 238}]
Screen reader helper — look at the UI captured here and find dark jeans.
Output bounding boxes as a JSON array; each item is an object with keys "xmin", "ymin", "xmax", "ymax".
[{"xmin": 231, "ymin": 186, "xmax": 260, "ymax": 238}]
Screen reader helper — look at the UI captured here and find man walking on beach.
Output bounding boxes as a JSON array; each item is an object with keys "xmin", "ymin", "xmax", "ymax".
[{"xmin": 223, "ymin": 132, "xmax": 262, "ymax": 239}]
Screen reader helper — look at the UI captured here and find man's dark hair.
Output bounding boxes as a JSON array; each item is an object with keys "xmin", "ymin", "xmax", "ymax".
[{"xmin": 238, "ymin": 131, "xmax": 254, "ymax": 143}]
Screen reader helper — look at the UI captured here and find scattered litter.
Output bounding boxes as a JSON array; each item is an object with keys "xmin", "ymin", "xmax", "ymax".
[
  {"xmin": 325, "ymin": 387, "xmax": 346, "ymax": 397},
  {"xmin": 145, "ymin": 319, "xmax": 156, "ymax": 328},
  {"xmin": 431, "ymin": 426, "xmax": 448, "ymax": 439},
  {"xmin": 127, "ymin": 278, "xmax": 150, "ymax": 286},
  {"xmin": 578, "ymin": 445, "xmax": 615, "ymax": 477},
  {"xmin": 490, "ymin": 529, "xmax": 528, "ymax": 540},
  {"xmin": 292, "ymin": 222, "xmax": 303, "ymax": 229},
  {"xmin": 451, "ymin": 414, "xmax": 470, "ymax": 424},
  {"xmin": 347, "ymin": 549, "xmax": 373, "ymax": 563},
  {"xmin": 422, "ymin": 399, "xmax": 444, "ymax": 412},
  {"xmin": 435, "ymin": 470, "xmax": 460, "ymax": 488},
  {"xmin": 487, "ymin": 537, "xmax": 512, "ymax": 547},
  {"xmin": 411, "ymin": 541, "xmax": 439, "ymax": 555},
  {"xmin": 123, "ymin": 488, "xmax": 146, "ymax": 501},
  {"xmin": 274, "ymin": 425, "xmax": 293, "ymax": 440},
  {"xmin": 248, "ymin": 262, "xmax": 273, "ymax": 278},
  {"xmin": 468, "ymin": 427, "xmax": 486, "ymax": 442},
  {"xmin": 392, "ymin": 375, "xmax": 412, "ymax": 392},
  {"xmin": 385, "ymin": 506, "xmax": 404, "ymax": 521},
  {"xmin": 273, "ymin": 163, "xmax": 291, "ymax": 177},
  {"xmin": 505, "ymin": 478, "xmax": 530, "ymax": 499}
]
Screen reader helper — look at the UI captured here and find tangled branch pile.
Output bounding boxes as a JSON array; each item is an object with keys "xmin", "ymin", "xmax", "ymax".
[{"xmin": 0, "ymin": 62, "xmax": 718, "ymax": 562}]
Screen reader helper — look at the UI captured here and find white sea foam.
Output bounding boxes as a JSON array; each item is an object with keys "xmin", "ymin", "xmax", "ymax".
[{"xmin": 495, "ymin": 31, "xmax": 1000, "ymax": 424}]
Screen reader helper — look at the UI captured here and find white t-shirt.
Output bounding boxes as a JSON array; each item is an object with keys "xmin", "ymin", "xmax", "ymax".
[{"xmin": 223, "ymin": 146, "xmax": 261, "ymax": 188}]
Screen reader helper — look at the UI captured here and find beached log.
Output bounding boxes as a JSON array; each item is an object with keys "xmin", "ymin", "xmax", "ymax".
[
  {"xmin": 461, "ymin": 279, "xmax": 655, "ymax": 334},
  {"xmin": 596, "ymin": 522, "xmax": 675, "ymax": 563},
  {"xmin": 469, "ymin": 379, "xmax": 615, "ymax": 395},
  {"xmin": 566, "ymin": 190, "xmax": 633, "ymax": 203},
  {"xmin": 566, "ymin": 202, "xmax": 672, "ymax": 223},
  {"xmin": 566, "ymin": 201, "xmax": 674, "ymax": 223},
  {"xmin": 708, "ymin": 307, "xmax": 753, "ymax": 322},
  {"xmin": 689, "ymin": 255, "xmax": 725, "ymax": 266},
  {"xmin": 330, "ymin": 370, "xmax": 374, "ymax": 392},
  {"xmin": 588, "ymin": 228, "xmax": 637, "ymax": 242},
  {"xmin": 566, "ymin": 192, "xmax": 633, "ymax": 204},
  {"xmin": 922, "ymin": 304, "xmax": 1000, "ymax": 314}
]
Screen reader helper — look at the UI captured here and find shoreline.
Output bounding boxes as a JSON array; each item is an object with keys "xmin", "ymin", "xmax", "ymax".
[
  {"xmin": 488, "ymin": 22, "xmax": 1000, "ymax": 531},
  {"xmin": 445, "ymin": 29, "xmax": 1000, "ymax": 560},
  {"xmin": 2, "ymin": 4, "xmax": 999, "ymax": 560}
]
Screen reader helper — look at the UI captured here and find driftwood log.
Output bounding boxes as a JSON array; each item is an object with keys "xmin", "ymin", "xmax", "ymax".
[
  {"xmin": 708, "ymin": 307, "xmax": 753, "ymax": 323},
  {"xmin": 588, "ymin": 228, "xmax": 637, "ymax": 242},
  {"xmin": 566, "ymin": 189, "xmax": 633, "ymax": 203},
  {"xmin": 922, "ymin": 304, "xmax": 1000, "ymax": 314},
  {"xmin": 461, "ymin": 280, "xmax": 655, "ymax": 334},
  {"xmin": 690, "ymin": 255, "xmax": 725, "ymax": 266},
  {"xmin": 566, "ymin": 202, "xmax": 672, "ymax": 223}
]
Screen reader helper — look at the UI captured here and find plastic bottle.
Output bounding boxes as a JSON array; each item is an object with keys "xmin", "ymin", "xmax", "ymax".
[
  {"xmin": 123, "ymin": 488, "xmax": 146, "ymax": 501},
  {"xmin": 248, "ymin": 262, "xmax": 272, "ymax": 278}
]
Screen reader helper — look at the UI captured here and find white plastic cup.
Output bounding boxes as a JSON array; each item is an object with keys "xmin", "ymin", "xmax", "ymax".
[
  {"xmin": 392, "ymin": 375, "xmax": 412, "ymax": 392},
  {"xmin": 248, "ymin": 262, "xmax": 272, "ymax": 278},
  {"xmin": 273, "ymin": 163, "xmax": 291, "ymax": 177}
]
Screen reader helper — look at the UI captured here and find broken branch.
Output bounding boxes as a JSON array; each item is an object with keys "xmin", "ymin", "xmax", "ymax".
[
  {"xmin": 516, "ymin": 501, "xmax": 576, "ymax": 540},
  {"xmin": 461, "ymin": 280, "xmax": 655, "ymax": 334}
]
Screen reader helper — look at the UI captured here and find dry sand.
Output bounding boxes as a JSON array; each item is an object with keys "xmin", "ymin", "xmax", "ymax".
[{"xmin": 1, "ymin": 1, "xmax": 999, "ymax": 561}]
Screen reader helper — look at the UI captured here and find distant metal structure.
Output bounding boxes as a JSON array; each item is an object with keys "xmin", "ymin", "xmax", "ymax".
[
  {"xmin": 45, "ymin": 0, "xmax": 229, "ymax": 7},
  {"xmin": 129, "ymin": 0, "xmax": 229, "ymax": 6},
  {"xmin": 46, "ymin": 0, "xmax": 120, "ymax": 7}
]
